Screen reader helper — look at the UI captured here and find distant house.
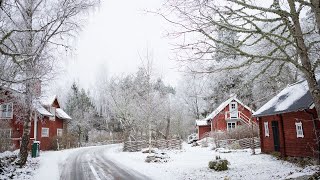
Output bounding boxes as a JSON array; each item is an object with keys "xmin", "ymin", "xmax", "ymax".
[
  {"xmin": 196, "ymin": 95, "xmax": 256, "ymax": 139},
  {"xmin": 253, "ymin": 80, "xmax": 319, "ymax": 159},
  {"xmin": 0, "ymin": 88, "xmax": 71, "ymax": 150}
]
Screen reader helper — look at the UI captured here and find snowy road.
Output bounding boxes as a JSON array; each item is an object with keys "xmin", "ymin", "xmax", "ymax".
[{"xmin": 60, "ymin": 145, "xmax": 151, "ymax": 180}]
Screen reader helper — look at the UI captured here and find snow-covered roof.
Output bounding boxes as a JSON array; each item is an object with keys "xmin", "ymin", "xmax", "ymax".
[
  {"xmin": 195, "ymin": 119, "xmax": 210, "ymax": 126},
  {"xmin": 56, "ymin": 108, "xmax": 72, "ymax": 120},
  {"xmin": 203, "ymin": 96, "xmax": 254, "ymax": 121},
  {"xmin": 33, "ymin": 101, "xmax": 53, "ymax": 117},
  {"xmin": 253, "ymin": 80, "xmax": 313, "ymax": 117},
  {"xmin": 40, "ymin": 95, "xmax": 57, "ymax": 106}
]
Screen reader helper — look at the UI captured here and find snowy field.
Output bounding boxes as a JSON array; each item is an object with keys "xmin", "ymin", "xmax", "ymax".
[
  {"xmin": 104, "ymin": 143, "xmax": 318, "ymax": 180},
  {"xmin": 1, "ymin": 143, "xmax": 318, "ymax": 180}
]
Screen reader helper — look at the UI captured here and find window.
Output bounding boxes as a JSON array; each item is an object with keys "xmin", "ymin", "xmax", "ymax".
[
  {"xmin": 57, "ymin": 129, "xmax": 63, "ymax": 137},
  {"xmin": 49, "ymin": 107, "xmax": 55, "ymax": 120},
  {"xmin": 227, "ymin": 122, "xmax": 236, "ymax": 130},
  {"xmin": 0, "ymin": 103, "xmax": 13, "ymax": 119},
  {"xmin": 0, "ymin": 129, "xmax": 12, "ymax": 138},
  {"xmin": 264, "ymin": 122, "xmax": 269, "ymax": 137},
  {"xmin": 42, "ymin": 128, "xmax": 49, "ymax": 137},
  {"xmin": 295, "ymin": 122, "xmax": 304, "ymax": 138}
]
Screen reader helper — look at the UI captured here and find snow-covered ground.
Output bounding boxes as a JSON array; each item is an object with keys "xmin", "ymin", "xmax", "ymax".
[
  {"xmin": 1, "ymin": 143, "xmax": 318, "ymax": 180},
  {"xmin": 33, "ymin": 147, "xmax": 83, "ymax": 180},
  {"xmin": 0, "ymin": 150, "xmax": 38, "ymax": 180},
  {"xmin": 104, "ymin": 143, "xmax": 319, "ymax": 180}
]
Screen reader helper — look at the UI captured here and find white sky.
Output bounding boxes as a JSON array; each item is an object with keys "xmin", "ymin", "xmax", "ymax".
[{"xmin": 58, "ymin": 0, "xmax": 181, "ymax": 91}]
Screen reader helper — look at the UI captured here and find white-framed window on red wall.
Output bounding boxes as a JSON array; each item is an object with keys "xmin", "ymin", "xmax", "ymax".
[
  {"xmin": 41, "ymin": 128, "xmax": 49, "ymax": 137},
  {"xmin": 227, "ymin": 122, "xmax": 236, "ymax": 130},
  {"xmin": 0, "ymin": 103, "xmax": 13, "ymax": 119},
  {"xmin": 295, "ymin": 122, "xmax": 304, "ymax": 138},
  {"xmin": 57, "ymin": 129, "xmax": 63, "ymax": 137},
  {"xmin": 264, "ymin": 122, "xmax": 269, "ymax": 137}
]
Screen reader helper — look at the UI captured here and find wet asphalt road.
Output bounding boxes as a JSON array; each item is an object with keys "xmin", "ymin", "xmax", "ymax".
[{"xmin": 60, "ymin": 145, "xmax": 151, "ymax": 180}]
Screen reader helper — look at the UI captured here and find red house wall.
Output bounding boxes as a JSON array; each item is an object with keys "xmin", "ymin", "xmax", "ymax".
[
  {"xmin": 259, "ymin": 109, "xmax": 319, "ymax": 158},
  {"xmin": 211, "ymin": 102, "xmax": 256, "ymax": 131},
  {"xmin": 198, "ymin": 125, "xmax": 211, "ymax": 139},
  {"xmin": 3, "ymin": 96, "xmax": 66, "ymax": 151}
]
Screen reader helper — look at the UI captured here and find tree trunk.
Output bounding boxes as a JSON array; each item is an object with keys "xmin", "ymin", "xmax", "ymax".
[
  {"xmin": 165, "ymin": 117, "xmax": 170, "ymax": 140},
  {"xmin": 288, "ymin": 0, "xmax": 320, "ymax": 119},
  {"xmin": 19, "ymin": 0, "xmax": 34, "ymax": 166},
  {"xmin": 18, "ymin": 112, "xmax": 32, "ymax": 167}
]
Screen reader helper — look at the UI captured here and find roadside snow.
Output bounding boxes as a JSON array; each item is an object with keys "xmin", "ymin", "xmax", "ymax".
[
  {"xmin": 33, "ymin": 148, "xmax": 83, "ymax": 180},
  {"xmin": 104, "ymin": 143, "xmax": 318, "ymax": 180}
]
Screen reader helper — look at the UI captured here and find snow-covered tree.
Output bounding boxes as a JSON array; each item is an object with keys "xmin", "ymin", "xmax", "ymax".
[
  {"xmin": 65, "ymin": 82, "xmax": 96, "ymax": 146},
  {"xmin": 163, "ymin": 0, "xmax": 320, "ymax": 118},
  {"xmin": 0, "ymin": 0, "xmax": 98, "ymax": 166}
]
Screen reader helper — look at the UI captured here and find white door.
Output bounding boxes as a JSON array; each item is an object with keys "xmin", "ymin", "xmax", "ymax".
[{"xmin": 229, "ymin": 102, "xmax": 238, "ymax": 119}]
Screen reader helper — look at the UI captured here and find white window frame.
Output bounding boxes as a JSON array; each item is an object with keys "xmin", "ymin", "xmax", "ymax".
[
  {"xmin": 57, "ymin": 128, "xmax": 63, "ymax": 137},
  {"xmin": 41, "ymin": 128, "xmax": 49, "ymax": 137},
  {"xmin": 295, "ymin": 122, "xmax": 304, "ymax": 138},
  {"xmin": 227, "ymin": 122, "xmax": 236, "ymax": 130},
  {"xmin": 0, "ymin": 103, "xmax": 13, "ymax": 119},
  {"xmin": 264, "ymin": 122, "xmax": 269, "ymax": 137},
  {"xmin": 229, "ymin": 102, "xmax": 238, "ymax": 119},
  {"xmin": 49, "ymin": 107, "xmax": 56, "ymax": 120}
]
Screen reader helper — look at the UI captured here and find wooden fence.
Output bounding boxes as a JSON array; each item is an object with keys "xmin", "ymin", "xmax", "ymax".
[
  {"xmin": 123, "ymin": 139, "xmax": 182, "ymax": 152},
  {"xmin": 216, "ymin": 137, "xmax": 260, "ymax": 149}
]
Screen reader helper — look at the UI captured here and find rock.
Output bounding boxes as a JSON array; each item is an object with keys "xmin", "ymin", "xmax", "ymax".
[
  {"xmin": 208, "ymin": 159, "xmax": 229, "ymax": 171},
  {"xmin": 191, "ymin": 142, "xmax": 199, "ymax": 147},
  {"xmin": 145, "ymin": 152, "xmax": 169, "ymax": 163}
]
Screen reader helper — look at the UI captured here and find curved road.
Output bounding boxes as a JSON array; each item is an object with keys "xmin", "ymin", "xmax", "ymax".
[{"xmin": 60, "ymin": 145, "xmax": 150, "ymax": 180}]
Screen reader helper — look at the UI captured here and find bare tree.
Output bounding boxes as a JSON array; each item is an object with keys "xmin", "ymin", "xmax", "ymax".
[
  {"xmin": 0, "ymin": 0, "xmax": 98, "ymax": 166},
  {"xmin": 163, "ymin": 0, "xmax": 320, "ymax": 120}
]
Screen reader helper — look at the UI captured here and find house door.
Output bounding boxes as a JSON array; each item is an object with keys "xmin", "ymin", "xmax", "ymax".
[
  {"xmin": 271, "ymin": 121, "xmax": 280, "ymax": 152},
  {"xmin": 229, "ymin": 102, "xmax": 238, "ymax": 119}
]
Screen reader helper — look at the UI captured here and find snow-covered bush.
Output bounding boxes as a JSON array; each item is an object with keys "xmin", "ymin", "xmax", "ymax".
[
  {"xmin": 208, "ymin": 156, "xmax": 229, "ymax": 171},
  {"xmin": 0, "ymin": 151, "xmax": 38, "ymax": 179}
]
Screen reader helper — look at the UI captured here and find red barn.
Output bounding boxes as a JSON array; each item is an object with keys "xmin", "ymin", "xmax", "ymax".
[
  {"xmin": 196, "ymin": 95, "xmax": 256, "ymax": 139},
  {"xmin": 0, "ymin": 90, "xmax": 71, "ymax": 151},
  {"xmin": 253, "ymin": 80, "xmax": 319, "ymax": 160}
]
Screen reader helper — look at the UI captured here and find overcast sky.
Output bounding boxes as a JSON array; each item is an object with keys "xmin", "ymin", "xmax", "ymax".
[{"xmin": 56, "ymin": 0, "xmax": 181, "ymax": 91}]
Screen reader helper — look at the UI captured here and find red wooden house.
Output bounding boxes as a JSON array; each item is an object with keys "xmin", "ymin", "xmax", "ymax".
[
  {"xmin": 0, "ymin": 90, "xmax": 71, "ymax": 150},
  {"xmin": 253, "ymin": 80, "xmax": 319, "ymax": 160},
  {"xmin": 196, "ymin": 95, "xmax": 256, "ymax": 139}
]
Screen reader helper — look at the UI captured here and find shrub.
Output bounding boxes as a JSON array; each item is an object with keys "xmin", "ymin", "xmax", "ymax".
[
  {"xmin": 229, "ymin": 142, "xmax": 242, "ymax": 149},
  {"xmin": 208, "ymin": 159, "xmax": 229, "ymax": 171},
  {"xmin": 270, "ymin": 151, "xmax": 281, "ymax": 159}
]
